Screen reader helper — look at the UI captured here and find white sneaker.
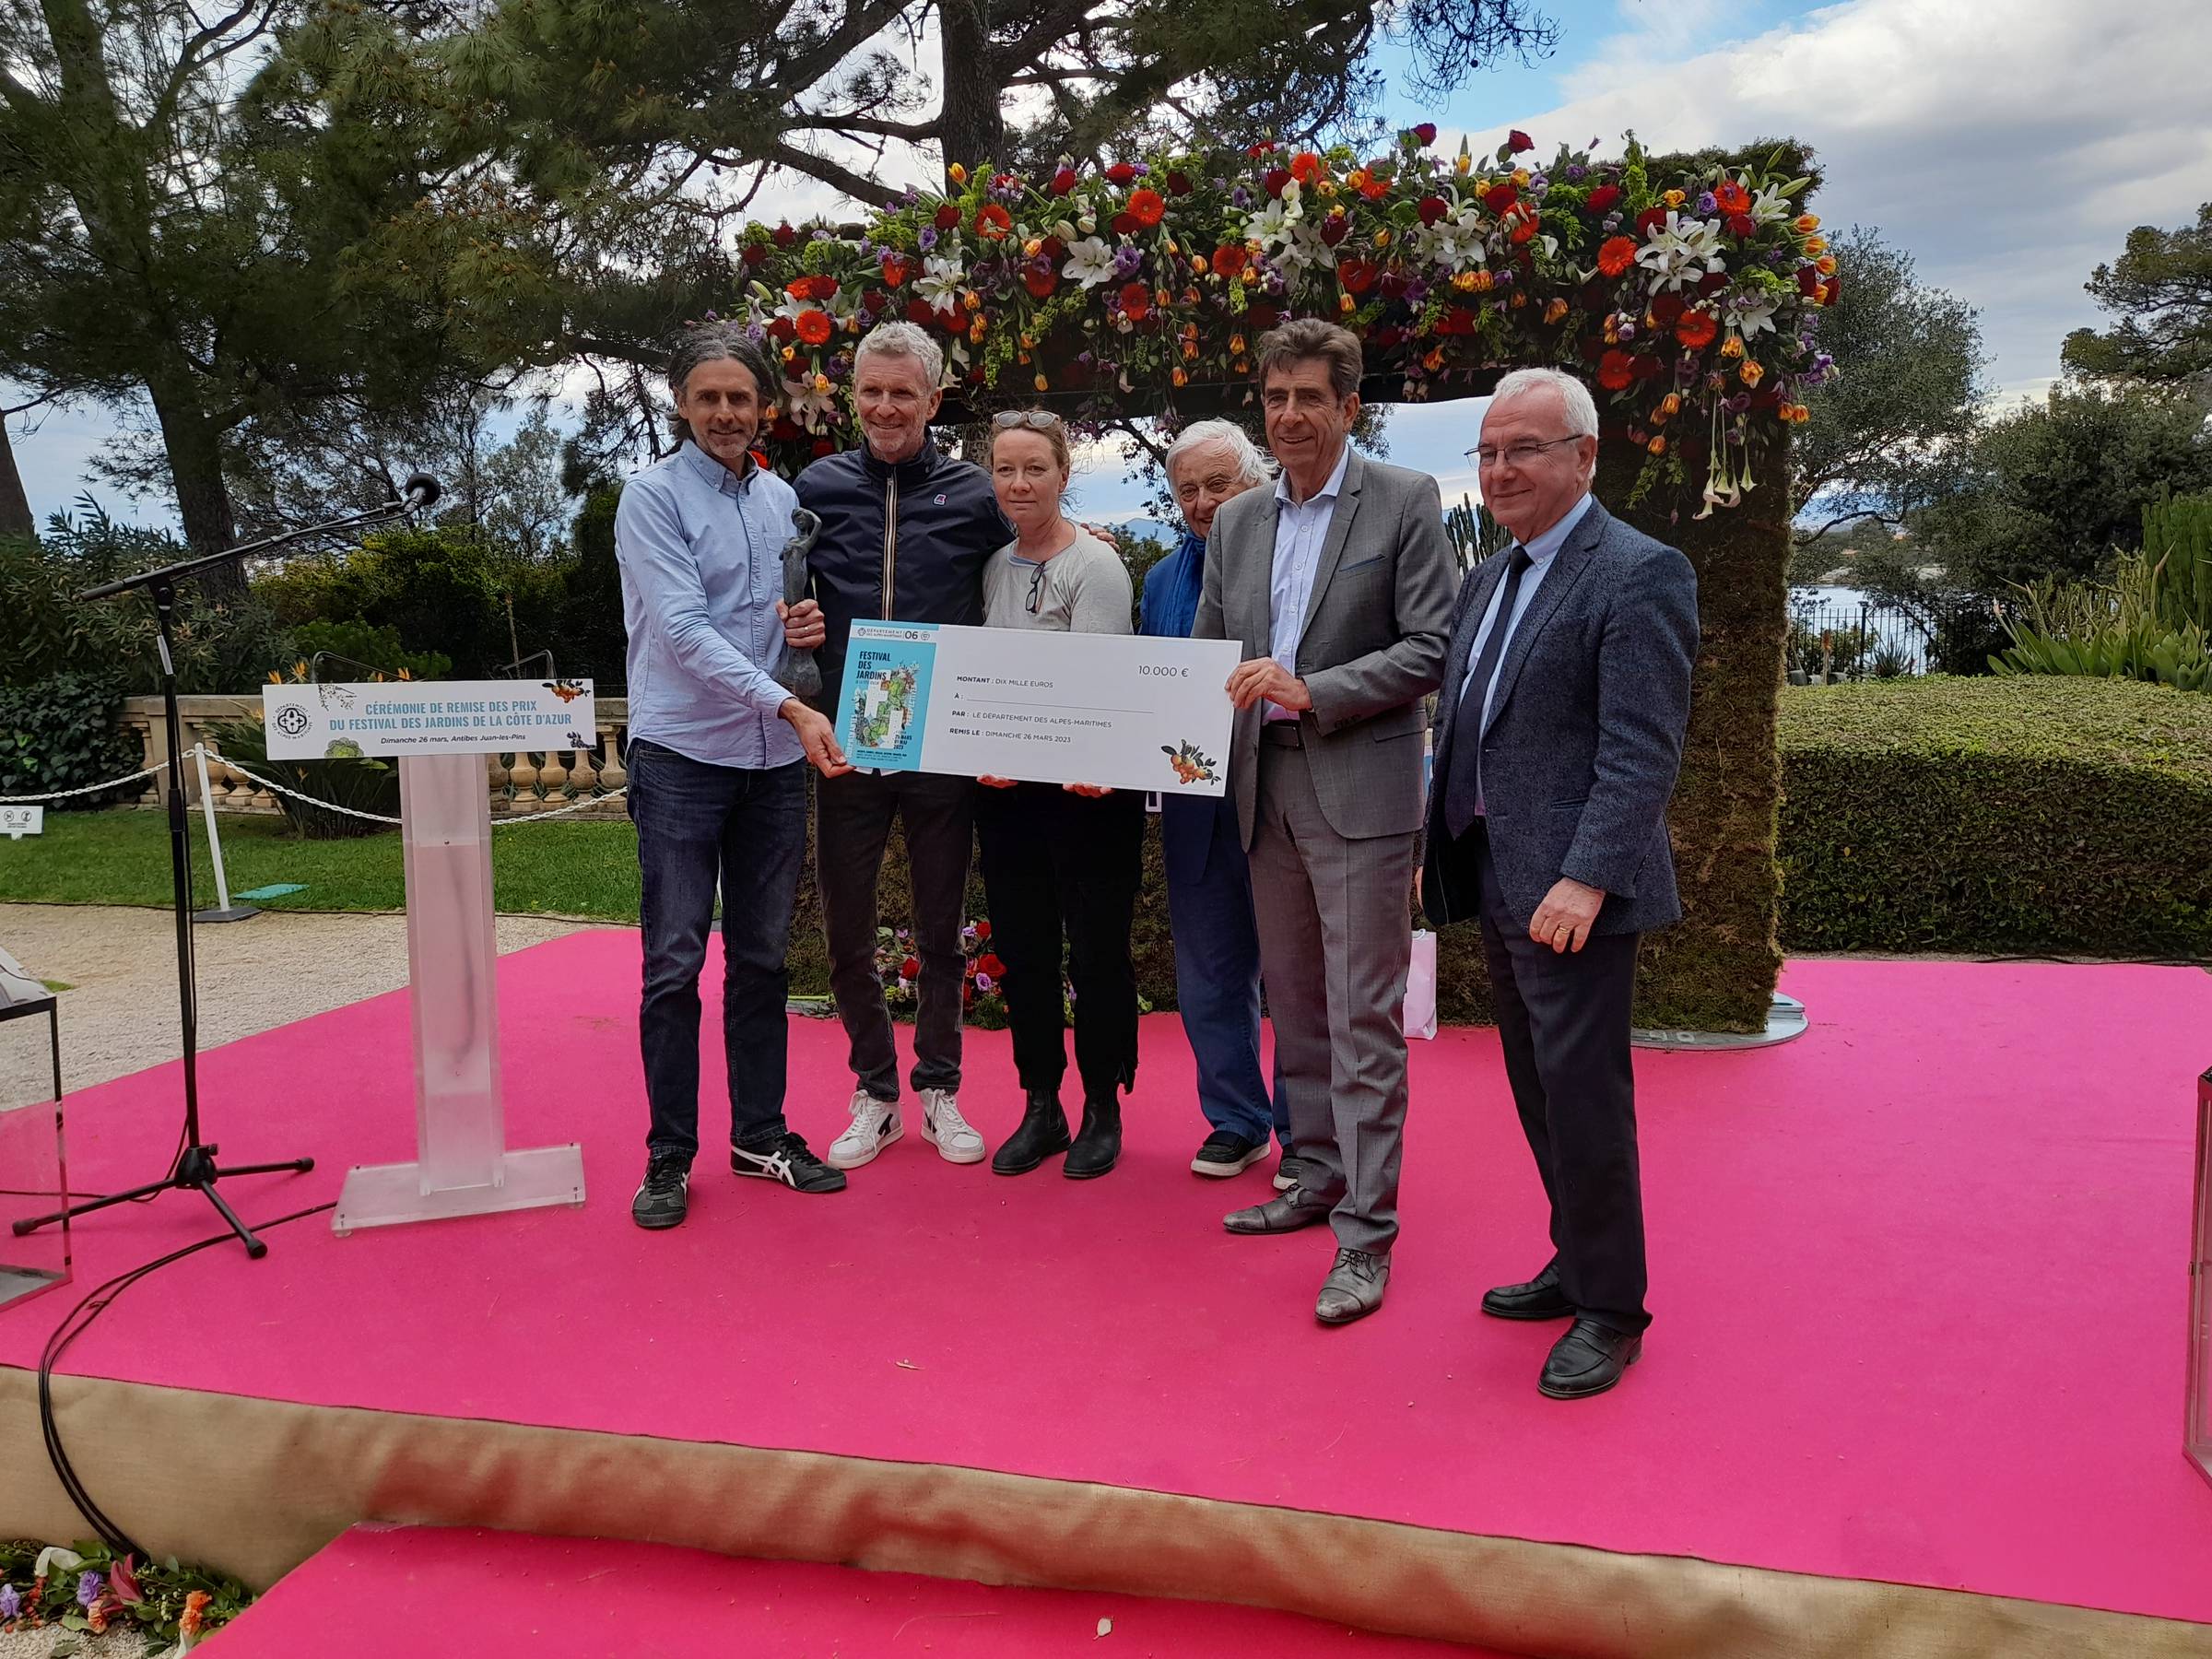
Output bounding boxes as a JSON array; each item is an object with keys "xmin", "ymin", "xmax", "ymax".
[
  {"xmin": 918, "ymin": 1088, "xmax": 987, "ymax": 1165},
  {"xmin": 828, "ymin": 1090, "xmax": 902, "ymax": 1169}
]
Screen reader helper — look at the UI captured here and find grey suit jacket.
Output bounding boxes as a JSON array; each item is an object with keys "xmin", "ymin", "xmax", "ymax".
[
  {"xmin": 1420, "ymin": 500, "xmax": 1700, "ymax": 936},
  {"xmin": 1194, "ymin": 450, "xmax": 1455, "ymax": 845}
]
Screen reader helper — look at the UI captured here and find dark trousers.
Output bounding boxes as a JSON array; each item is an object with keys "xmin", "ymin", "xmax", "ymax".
[
  {"xmin": 976, "ymin": 782, "xmax": 1143, "ymax": 1102},
  {"xmin": 817, "ymin": 767, "xmax": 976, "ymax": 1101},
  {"xmin": 1464, "ymin": 823, "xmax": 1651, "ymax": 1335},
  {"xmin": 628, "ymin": 740, "xmax": 806, "ymax": 1160},
  {"xmin": 1162, "ymin": 794, "xmax": 1289, "ymax": 1147}
]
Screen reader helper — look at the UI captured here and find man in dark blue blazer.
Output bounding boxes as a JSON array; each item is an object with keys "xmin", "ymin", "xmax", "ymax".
[
  {"xmin": 1420, "ymin": 368, "xmax": 1699, "ymax": 1400},
  {"xmin": 1140, "ymin": 420, "xmax": 1292, "ymax": 1184}
]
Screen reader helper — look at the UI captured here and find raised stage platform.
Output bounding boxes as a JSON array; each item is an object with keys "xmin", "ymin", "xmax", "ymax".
[{"xmin": 3, "ymin": 935, "xmax": 2208, "ymax": 1655}]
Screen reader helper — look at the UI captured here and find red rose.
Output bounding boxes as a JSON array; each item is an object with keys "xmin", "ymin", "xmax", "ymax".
[
  {"xmin": 772, "ymin": 222, "xmax": 797, "ymax": 248},
  {"xmin": 1726, "ymin": 213, "xmax": 1756, "ymax": 238},
  {"xmin": 1508, "ymin": 129, "xmax": 1535, "ymax": 153},
  {"xmin": 1263, "ymin": 168, "xmax": 1292, "ymax": 198},
  {"xmin": 1335, "ymin": 258, "xmax": 1378, "ymax": 293},
  {"xmin": 933, "ymin": 203, "xmax": 960, "ymax": 230},
  {"xmin": 1651, "ymin": 292, "xmax": 1686, "ymax": 324},
  {"xmin": 968, "ymin": 364, "xmax": 986, "ymax": 382},
  {"xmin": 1483, "ymin": 182, "xmax": 1518, "ymax": 214},
  {"xmin": 1127, "ymin": 188, "xmax": 1166, "ymax": 227},
  {"xmin": 1583, "ymin": 183, "xmax": 1619, "ymax": 215},
  {"xmin": 1040, "ymin": 235, "xmax": 1067, "ymax": 261},
  {"xmin": 1052, "ymin": 166, "xmax": 1078, "ymax": 194},
  {"xmin": 1636, "ymin": 206, "xmax": 1668, "ymax": 235},
  {"xmin": 1247, "ymin": 141, "xmax": 1276, "ymax": 159},
  {"xmin": 1110, "ymin": 211, "xmax": 1137, "ymax": 236},
  {"xmin": 1024, "ymin": 266, "xmax": 1058, "ymax": 298},
  {"xmin": 1212, "ymin": 244, "xmax": 1247, "ymax": 276},
  {"xmin": 768, "ymin": 316, "xmax": 797, "ymax": 342},
  {"xmin": 1119, "ymin": 280, "xmax": 1152, "ymax": 320},
  {"xmin": 1379, "ymin": 271, "xmax": 1408, "ymax": 300},
  {"xmin": 900, "ymin": 956, "xmax": 921, "ymax": 979},
  {"xmin": 976, "ymin": 919, "xmax": 991, "ymax": 939},
  {"xmin": 1165, "ymin": 171, "xmax": 1193, "ymax": 195},
  {"xmin": 1418, "ymin": 195, "xmax": 1449, "ymax": 227},
  {"xmin": 1699, "ymin": 270, "xmax": 1730, "ymax": 295},
  {"xmin": 860, "ymin": 288, "xmax": 888, "ymax": 313},
  {"xmin": 1796, "ymin": 265, "xmax": 1823, "ymax": 297},
  {"xmin": 905, "ymin": 298, "xmax": 941, "ymax": 326},
  {"xmin": 771, "ymin": 417, "xmax": 801, "ymax": 441},
  {"xmin": 1633, "ymin": 354, "xmax": 1664, "ymax": 380},
  {"xmin": 1105, "ymin": 161, "xmax": 1137, "ymax": 185},
  {"xmin": 978, "ymin": 953, "xmax": 1006, "ymax": 977},
  {"xmin": 741, "ymin": 243, "xmax": 770, "ymax": 267},
  {"xmin": 1436, "ymin": 305, "xmax": 1477, "ymax": 335},
  {"xmin": 1412, "ymin": 123, "xmax": 1438, "ymax": 146},
  {"xmin": 1579, "ymin": 335, "xmax": 1608, "ymax": 362},
  {"xmin": 1597, "ymin": 348, "xmax": 1637, "ymax": 390},
  {"xmin": 1245, "ymin": 302, "xmax": 1278, "ymax": 329},
  {"xmin": 1320, "ymin": 214, "xmax": 1350, "ymax": 246},
  {"xmin": 1820, "ymin": 276, "xmax": 1841, "ymax": 306}
]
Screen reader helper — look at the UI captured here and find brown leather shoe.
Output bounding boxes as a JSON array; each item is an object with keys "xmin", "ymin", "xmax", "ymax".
[{"xmin": 1223, "ymin": 1189, "xmax": 1333, "ymax": 1235}]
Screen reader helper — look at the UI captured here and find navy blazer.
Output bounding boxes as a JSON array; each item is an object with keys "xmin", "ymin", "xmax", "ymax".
[{"xmin": 1420, "ymin": 500, "xmax": 1699, "ymax": 936}]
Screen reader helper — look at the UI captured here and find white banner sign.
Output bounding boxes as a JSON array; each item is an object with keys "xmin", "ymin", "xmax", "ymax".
[
  {"xmin": 0, "ymin": 805, "xmax": 44, "ymax": 840},
  {"xmin": 261, "ymin": 679, "xmax": 598, "ymax": 759},
  {"xmin": 835, "ymin": 623, "xmax": 1240, "ymax": 795}
]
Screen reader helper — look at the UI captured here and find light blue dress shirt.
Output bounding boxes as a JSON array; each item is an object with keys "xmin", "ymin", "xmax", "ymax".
[
  {"xmin": 615, "ymin": 442, "xmax": 804, "ymax": 771},
  {"xmin": 1457, "ymin": 490, "xmax": 1594, "ymax": 813},
  {"xmin": 1265, "ymin": 443, "xmax": 1352, "ymax": 721}
]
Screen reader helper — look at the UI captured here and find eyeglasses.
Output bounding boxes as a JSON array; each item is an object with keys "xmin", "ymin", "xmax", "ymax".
[
  {"xmin": 1467, "ymin": 435, "xmax": 1585, "ymax": 468},
  {"xmin": 1025, "ymin": 561, "xmax": 1049, "ymax": 615},
  {"xmin": 993, "ymin": 409, "xmax": 1066, "ymax": 432}
]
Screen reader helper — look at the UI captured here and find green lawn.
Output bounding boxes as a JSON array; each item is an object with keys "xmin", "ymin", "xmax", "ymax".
[{"xmin": 0, "ymin": 808, "xmax": 644, "ymax": 921}]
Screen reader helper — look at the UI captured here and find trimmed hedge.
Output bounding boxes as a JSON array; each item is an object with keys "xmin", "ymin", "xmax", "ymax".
[
  {"xmin": 790, "ymin": 676, "xmax": 2212, "ymax": 1019},
  {"xmin": 1776, "ymin": 675, "xmax": 2212, "ymax": 959}
]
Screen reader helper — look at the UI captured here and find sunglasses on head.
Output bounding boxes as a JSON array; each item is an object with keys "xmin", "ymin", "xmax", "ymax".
[{"xmin": 992, "ymin": 409, "xmax": 1065, "ymax": 432}]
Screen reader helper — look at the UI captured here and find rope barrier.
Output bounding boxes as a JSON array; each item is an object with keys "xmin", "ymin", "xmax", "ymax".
[{"xmin": 0, "ymin": 760, "xmax": 168, "ymax": 804}]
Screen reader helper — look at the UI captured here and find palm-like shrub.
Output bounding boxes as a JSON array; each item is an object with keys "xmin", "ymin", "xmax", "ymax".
[{"xmin": 1993, "ymin": 490, "xmax": 2212, "ymax": 691}]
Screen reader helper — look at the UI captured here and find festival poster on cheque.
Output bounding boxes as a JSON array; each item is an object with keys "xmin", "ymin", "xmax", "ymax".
[{"xmin": 835, "ymin": 622, "xmax": 1239, "ymax": 796}]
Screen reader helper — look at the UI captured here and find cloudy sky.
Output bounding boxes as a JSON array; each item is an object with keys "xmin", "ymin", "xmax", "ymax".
[{"xmin": 13, "ymin": 0, "xmax": 2211, "ymax": 527}]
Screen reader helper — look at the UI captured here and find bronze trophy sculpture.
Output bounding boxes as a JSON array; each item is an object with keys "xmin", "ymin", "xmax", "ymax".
[{"xmin": 773, "ymin": 508, "xmax": 824, "ymax": 699}]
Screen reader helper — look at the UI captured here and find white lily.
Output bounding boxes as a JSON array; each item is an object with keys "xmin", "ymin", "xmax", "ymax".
[
  {"xmin": 783, "ymin": 374, "xmax": 840, "ymax": 429},
  {"xmin": 1061, "ymin": 235, "xmax": 1117, "ymax": 288},
  {"xmin": 34, "ymin": 1546, "xmax": 85, "ymax": 1579},
  {"xmin": 912, "ymin": 254, "xmax": 966, "ymax": 310},
  {"xmin": 1748, "ymin": 180, "xmax": 1793, "ymax": 224},
  {"xmin": 1636, "ymin": 209, "xmax": 1725, "ymax": 293},
  {"xmin": 1726, "ymin": 288, "xmax": 1780, "ymax": 338}
]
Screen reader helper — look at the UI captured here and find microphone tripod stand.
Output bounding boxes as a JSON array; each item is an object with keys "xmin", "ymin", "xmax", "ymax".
[{"xmin": 12, "ymin": 477, "xmax": 442, "ymax": 1259}]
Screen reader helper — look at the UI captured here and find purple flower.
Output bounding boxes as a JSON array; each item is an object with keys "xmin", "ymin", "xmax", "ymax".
[
  {"xmin": 960, "ymin": 924, "xmax": 979, "ymax": 941},
  {"xmin": 1564, "ymin": 163, "xmax": 1586, "ymax": 182},
  {"xmin": 1212, "ymin": 176, "xmax": 1229, "ymax": 190},
  {"xmin": 1263, "ymin": 268, "xmax": 1286, "ymax": 295},
  {"xmin": 1602, "ymin": 214, "xmax": 1622, "ymax": 233},
  {"xmin": 1491, "ymin": 268, "xmax": 1513, "ymax": 289},
  {"xmin": 0, "ymin": 1584, "xmax": 20, "ymax": 1618},
  {"xmin": 1404, "ymin": 279, "xmax": 1430, "ymax": 306},
  {"xmin": 1766, "ymin": 247, "xmax": 1791, "ymax": 268},
  {"xmin": 896, "ymin": 927, "xmax": 912, "ymax": 941},
  {"xmin": 1529, "ymin": 174, "xmax": 1549, "ymax": 193},
  {"xmin": 743, "ymin": 323, "xmax": 767, "ymax": 347},
  {"xmin": 974, "ymin": 971, "xmax": 994, "ymax": 992},
  {"xmin": 1077, "ymin": 350, "xmax": 1095, "ymax": 367},
  {"xmin": 78, "ymin": 1571, "xmax": 102, "ymax": 1607},
  {"xmin": 1814, "ymin": 351, "xmax": 1835, "ymax": 374},
  {"xmin": 1676, "ymin": 355, "xmax": 1700, "ymax": 382},
  {"xmin": 1231, "ymin": 187, "xmax": 1252, "ymax": 209},
  {"xmin": 918, "ymin": 226, "xmax": 938, "ymax": 251},
  {"xmin": 1112, "ymin": 244, "xmax": 1143, "ymax": 276},
  {"xmin": 1616, "ymin": 320, "xmax": 1636, "ymax": 341},
  {"xmin": 1696, "ymin": 191, "xmax": 1717, "ymax": 216},
  {"xmin": 1130, "ymin": 161, "xmax": 1151, "ymax": 177}
]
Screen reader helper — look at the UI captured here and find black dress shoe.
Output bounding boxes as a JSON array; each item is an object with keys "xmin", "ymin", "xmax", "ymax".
[
  {"xmin": 1482, "ymin": 1261, "xmax": 1572, "ymax": 1321},
  {"xmin": 992, "ymin": 1089, "xmax": 1071, "ymax": 1175},
  {"xmin": 1538, "ymin": 1318, "xmax": 1642, "ymax": 1400},
  {"xmin": 1223, "ymin": 1189, "xmax": 1333, "ymax": 1234}
]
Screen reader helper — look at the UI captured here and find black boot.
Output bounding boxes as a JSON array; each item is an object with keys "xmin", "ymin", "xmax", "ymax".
[
  {"xmin": 991, "ymin": 1088, "xmax": 1071, "ymax": 1175},
  {"xmin": 1063, "ymin": 1093, "xmax": 1123, "ymax": 1180}
]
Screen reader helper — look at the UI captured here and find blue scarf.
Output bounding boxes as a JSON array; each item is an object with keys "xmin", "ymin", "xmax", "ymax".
[{"xmin": 1140, "ymin": 528, "xmax": 1207, "ymax": 640}]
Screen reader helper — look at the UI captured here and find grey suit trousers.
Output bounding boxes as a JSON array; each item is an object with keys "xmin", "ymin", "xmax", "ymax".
[{"xmin": 1249, "ymin": 735, "xmax": 1415, "ymax": 1254}]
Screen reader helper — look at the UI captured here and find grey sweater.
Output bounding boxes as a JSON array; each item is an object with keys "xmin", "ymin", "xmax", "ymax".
[{"xmin": 981, "ymin": 529, "xmax": 1132, "ymax": 635}]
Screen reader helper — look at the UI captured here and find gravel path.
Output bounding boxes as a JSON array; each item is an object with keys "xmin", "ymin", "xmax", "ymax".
[{"xmin": 0, "ymin": 904, "xmax": 593, "ymax": 1103}]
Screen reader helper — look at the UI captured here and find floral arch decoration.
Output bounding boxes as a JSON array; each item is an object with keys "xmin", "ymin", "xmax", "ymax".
[{"xmin": 731, "ymin": 128, "xmax": 1837, "ymax": 520}]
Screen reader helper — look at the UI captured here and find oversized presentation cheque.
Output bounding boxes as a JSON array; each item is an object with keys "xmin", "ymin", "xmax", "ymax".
[{"xmin": 836, "ymin": 622, "xmax": 1242, "ymax": 795}]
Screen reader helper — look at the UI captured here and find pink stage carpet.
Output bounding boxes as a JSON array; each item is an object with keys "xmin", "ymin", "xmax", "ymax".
[
  {"xmin": 3, "ymin": 934, "xmax": 2209, "ymax": 1634},
  {"xmin": 218, "ymin": 1524, "xmax": 1506, "ymax": 1656}
]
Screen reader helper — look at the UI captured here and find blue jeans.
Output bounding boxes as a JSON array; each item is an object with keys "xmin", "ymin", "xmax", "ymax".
[
  {"xmin": 628, "ymin": 740, "xmax": 806, "ymax": 1160},
  {"xmin": 1163, "ymin": 794, "xmax": 1289, "ymax": 1148}
]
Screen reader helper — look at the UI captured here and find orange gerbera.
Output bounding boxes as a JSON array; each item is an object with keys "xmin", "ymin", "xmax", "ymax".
[
  {"xmin": 1288, "ymin": 151, "xmax": 1325, "ymax": 185},
  {"xmin": 1713, "ymin": 180, "xmax": 1751, "ymax": 216},
  {"xmin": 1126, "ymin": 188, "xmax": 1166, "ymax": 228},
  {"xmin": 784, "ymin": 274, "xmax": 838, "ymax": 301},
  {"xmin": 1674, "ymin": 310, "xmax": 1718, "ymax": 349},
  {"xmin": 794, "ymin": 310, "xmax": 833, "ymax": 347},
  {"xmin": 1596, "ymin": 235, "xmax": 1639, "ymax": 278},
  {"xmin": 974, "ymin": 204, "xmax": 1013, "ymax": 239}
]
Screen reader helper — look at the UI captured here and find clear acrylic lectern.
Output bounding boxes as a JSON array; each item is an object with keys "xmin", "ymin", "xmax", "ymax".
[{"xmin": 333, "ymin": 753, "xmax": 585, "ymax": 1234}]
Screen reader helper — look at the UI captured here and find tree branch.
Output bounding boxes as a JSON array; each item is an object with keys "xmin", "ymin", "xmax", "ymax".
[
  {"xmin": 785, "ymin": 112, "xmax": 942, "ymax": 142},
  {"xmin": 763, "ymin": 139, "xmax": 902, "ymax": 209}
]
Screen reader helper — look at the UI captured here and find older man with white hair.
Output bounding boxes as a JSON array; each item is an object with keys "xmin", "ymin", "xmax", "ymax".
[
  {"xmin": 1420, "ymin": 366, "xmax": 1700, "ymax": 1400},
  {"xmin": 1140, "ymin": 420, "xmax": 1292, "ymax": 1182}
]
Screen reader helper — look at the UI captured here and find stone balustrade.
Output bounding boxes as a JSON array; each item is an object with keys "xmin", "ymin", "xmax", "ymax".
[{"xmin": 120, "ymin": 695, "xmax": 636, "ymax": 821}]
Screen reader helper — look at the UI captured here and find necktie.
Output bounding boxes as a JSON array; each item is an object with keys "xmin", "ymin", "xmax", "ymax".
[{"xmin": 1443, "ymin": 547, "xmax": 1531, "ymax": 841}]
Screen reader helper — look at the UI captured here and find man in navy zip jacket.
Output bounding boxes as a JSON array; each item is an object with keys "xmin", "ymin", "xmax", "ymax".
[{"xmin": 781, "ymin": 322, "xmax": 1010, "ymax": 1173}]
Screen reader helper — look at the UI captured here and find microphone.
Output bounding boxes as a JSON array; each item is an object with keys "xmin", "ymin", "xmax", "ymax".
[{"xmin": 403, "ymin": 473, "xmax": 443, "ymax": 511}]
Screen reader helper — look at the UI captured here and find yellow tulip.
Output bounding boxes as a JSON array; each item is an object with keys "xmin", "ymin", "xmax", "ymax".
[
  {"xmin": 1804, "ymin": 235, "xmax": 1828, "ymax": 255},
  {"xmin": 1794, "ymin": 214, "xmax": 1820, "ymax": 233},
  {"xmin": 1738, "ymin": 359, "xmax": 1765, "ymax": 387},
  {"xmin": 1663, "ymin": 188, "xmax": 1687, "ymax": 208},
  {"xmin": 1647, "ymin": 434, "xmax": 1667, "ymax": 455},
  {"xmin": 1035, "ymin": 374, "xmax": 1049, "ymax": 392},
  {"xmin": 1191, "ymin": 254, "xmax": 1209, "ymax": 275},
  {"xmin": 1339, "ymin": 293, "xmax": 1356, "ymax": 314},
  {"xmin": 947, "ymin": 163, "xmax": 968, "ymax": 185},
  {"xmin": 1543, "ymin": 298, "xmax": 1570, "ymax": 324}
]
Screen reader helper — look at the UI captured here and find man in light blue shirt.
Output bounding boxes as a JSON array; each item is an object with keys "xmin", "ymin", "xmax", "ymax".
[{"xmin": 616, "ymin": 324, "xmax": 853, "ymax": 1230}]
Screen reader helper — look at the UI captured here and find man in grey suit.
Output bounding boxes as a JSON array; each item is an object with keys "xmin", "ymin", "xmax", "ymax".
[
  {"xmin": 1420, "ymin": 367, "xmax": 1699, "ymax": 1399},
  {"xmin": 1197, "ymin": 319, "xmax": 1456, "ymax": 1325}
]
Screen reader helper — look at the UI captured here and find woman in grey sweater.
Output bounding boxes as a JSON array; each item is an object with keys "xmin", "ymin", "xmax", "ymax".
[{"xmin": 975, "ymin": 411, "xmax": 1143, "ymax": 1180}]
